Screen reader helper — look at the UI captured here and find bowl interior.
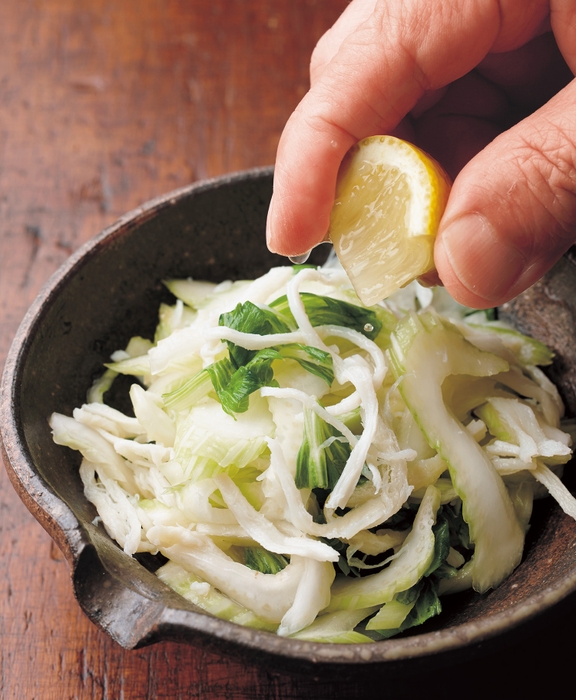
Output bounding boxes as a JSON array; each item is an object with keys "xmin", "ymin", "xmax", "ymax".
[{"xmin": 3, "ymin": 168, "xmax": 576, "ymax": 675}]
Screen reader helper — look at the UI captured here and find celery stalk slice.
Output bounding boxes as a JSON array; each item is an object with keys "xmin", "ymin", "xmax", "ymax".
[{"xmin": 389, "ymin": 311, "xmax": 524, "ymax": 592}]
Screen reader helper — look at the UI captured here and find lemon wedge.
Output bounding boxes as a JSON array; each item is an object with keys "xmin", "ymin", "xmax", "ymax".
[{"xmin": 328, "ymin": 135, "xmax": 451, "ymax": 306}]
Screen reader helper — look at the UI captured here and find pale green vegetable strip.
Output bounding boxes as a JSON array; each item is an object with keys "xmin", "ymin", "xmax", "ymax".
[
  {"xmin": 87, "ymin": 367, "xmax": 118, "ymax": 403},
  {"xmin": 289, "ymin": 607, "xmax": 379, "ymax": 642},
  {"xmin": 438, "ymin": 561, "xmax": 474, "ymax": 595},
  {"xmin": 365, "ymin": 598, "xmax": 415, "ymax": 631},
  {"xmin": 292, "ymin": 630, "xmax": 376, "ymax": 644},
  {"xmin": 156, "ymin": 561, "xmax": 277, "ymax": 631},
  {"xmin": 327, "ymin": 485, "xmax": 441, "ymax": 610},
  {"xmin": 478, "ymin": 397, "xmax": 571, "ymax": 466},
  {"xmin": 164, "ymin": 279, "xmax": 219, "ymax": 308},
  {"xmin": 173, "ymin": 396, "xmax": 272, "ymax": 480},
  {"xmin": 162, "ymin": 370, "xmax": 213, "ymax": 412},
  {"xmin": 389, "ymin": 312, "xmax": 524, "ymax": 593},
  {"xmin": 456, "ymin": 320, "xmax": 554, "ymax": 367},
  {"xmin": 105, "ymin": 355, "xmax": 151, "ymax": 377}
]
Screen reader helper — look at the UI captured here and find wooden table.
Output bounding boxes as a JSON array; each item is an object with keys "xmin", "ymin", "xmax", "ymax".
[{"xmin": 1, "ymin": 1, "xmax": 576, "ymax": 697}]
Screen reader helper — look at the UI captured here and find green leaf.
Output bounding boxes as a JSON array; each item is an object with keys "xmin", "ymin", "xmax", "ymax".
[
  {"xmin": 205, "ymin": 357, "xmax": 235, "ymax": 392},
  {"xmin": 395, "ymin": 580, "xmax": 423, "ymax": 606},
  {"xmin": 399, "ymin": 579, "xmax": 442, "ymax": 632},
  {"xmin": 202, "ymin": 341, "xmax": 333, "ymax": 417},
  {"xmin": 219, "ymin": 301, "xmax": 290, "ymax": 368},
  {"xmin": 373, "ymin": 579, "xmax": 442, "ymax": 638},
  {"xmin": 274, "ymin": 343, "xmax": 334, "ymax": 386},
  {"xmin": 270, "ymin": 293, "xmax": 382, "ymax": 340},
  {"xmin": 244, "ymin": 547, "xmax": 289, "ymax": 574},
  {"xmin": 207, "ymin": 351, "xmax": 278, "ymax": 416},
  {"xmin": 290, "ymin": 264, "xmax": 318, "ymax": 274},
  {"xmin": 443, "ymin": 502, "xmax": 471, "ymax": 550},
  {"xmin": 296, "ymin": 407, "xmax": 351, "ymax": 489},
  {"xmin": 423, "ymin": 509, "xmax": 451, "ymax": 577}
]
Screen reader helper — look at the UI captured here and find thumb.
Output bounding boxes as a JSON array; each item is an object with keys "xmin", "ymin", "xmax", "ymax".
[{"xmin": 435, "ymin": 79, "xmax": 576, "ymax": 309}]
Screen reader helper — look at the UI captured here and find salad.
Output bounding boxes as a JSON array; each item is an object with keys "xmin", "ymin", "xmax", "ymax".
[{"xmin": 50, "ymin": 262, "xmax": 576, "ymax": 642}]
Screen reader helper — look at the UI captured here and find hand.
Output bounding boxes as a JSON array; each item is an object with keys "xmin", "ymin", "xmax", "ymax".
[{"xmin": 266, "ymin": 0, "xmax": 576, "ymax": 308}]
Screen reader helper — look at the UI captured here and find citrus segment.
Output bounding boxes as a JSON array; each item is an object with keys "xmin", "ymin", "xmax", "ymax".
[{"xmin": 328, "ymin": 136, "xmax": 451, "ymax": 306}]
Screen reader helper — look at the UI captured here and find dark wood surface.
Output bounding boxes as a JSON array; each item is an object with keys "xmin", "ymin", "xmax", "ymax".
[{"xmin": 1, "ymin": 2, "xmax": 576, "ymax": 698}]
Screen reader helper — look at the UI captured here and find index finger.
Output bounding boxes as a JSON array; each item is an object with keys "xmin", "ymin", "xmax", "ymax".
[{"xmin": 266, "ymin": 0, "xmax": 549, "ymax": 257}]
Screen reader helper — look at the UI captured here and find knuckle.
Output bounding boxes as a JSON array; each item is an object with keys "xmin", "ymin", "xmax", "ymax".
[
  {"xmin": 310, "ymin": 32, "xmax": 333, "ymax": 82},
  {"xmin": 515, "ymin": 122, "xmax": 576, "ymax": 241}
]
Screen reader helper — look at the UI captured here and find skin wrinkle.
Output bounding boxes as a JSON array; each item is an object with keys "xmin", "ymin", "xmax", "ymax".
[
  {"xmin": 374, "ymin": 1, "xmax": 485, "ymax": 98},
  {"xmin": 402, "ymin": 0, "xmax": 499, "ymax": 82},
  {"xmin": 307, "ymin": 0, "xmax": 509, "ymax": 149},
  {"xmin": 370, "ymin": 3, "xmax": 431, "ymax": 96},
  {"xmin": 299, "ymin": 106, "xmax": 355, "ymax": 147},
  {"xmin": 433, "ymin": 80, "xmax": 576, "ymax": 305},
  {"xmin": 310, "ymin": 0, "xmax": 379, "ymax": 81},
  {"xmin": 514, "ymin": 118, "xmax": 576, "ymax": 238},
  {"xmin": 313, "ymin": 20, "xmax": 424, "ymax": 137},
  {"xmin": 317, "ymin": 64, "xmax": 395, "ymax": 140},
  {"xmin": 433, "ymin": 18, "xmax": 576, "ymax": 304},
  {"xmin": 490, "ymin": 0, "xmax": 550, "ymax": 51},
  {"xmin": 484, "ymin": 142, "xmax": 561, "ymax": 254},
  {"xmin": 465, "ymin": 82, "xmax": 576, "ymax": 246}
]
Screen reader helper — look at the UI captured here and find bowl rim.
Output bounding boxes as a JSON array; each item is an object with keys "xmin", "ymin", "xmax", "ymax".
[{"xmin": 2, "ymin": 166, "xmax": 576, "ymax": 671}]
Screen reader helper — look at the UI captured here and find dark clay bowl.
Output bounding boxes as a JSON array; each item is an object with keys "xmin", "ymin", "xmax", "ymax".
[{"xmin": 2, "ymin": 167, "xmax": 576, "ymax": 678}]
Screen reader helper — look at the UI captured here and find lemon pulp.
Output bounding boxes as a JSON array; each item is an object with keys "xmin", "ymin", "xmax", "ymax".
[{"xmin": 329, "ymin": 136, "xmax": 451, "ymax": 306}]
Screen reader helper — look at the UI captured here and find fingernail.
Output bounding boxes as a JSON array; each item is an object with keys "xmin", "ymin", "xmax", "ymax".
[
  {"xmin": 439, "ymin": 214, "xmax": 527, "ymax": 303},
  {"xmin": 266, "ymin": 194, "xmax": 278, "ymax": 252},
  {"xmin": 418, "ymin": 269, "xmax": 442, "ymax": 288}
]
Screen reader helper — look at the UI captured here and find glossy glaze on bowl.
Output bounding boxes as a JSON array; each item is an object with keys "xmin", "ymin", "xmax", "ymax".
[{"xmin": 2, "ymin": 168, "xmax": 576, "ymax": 677}]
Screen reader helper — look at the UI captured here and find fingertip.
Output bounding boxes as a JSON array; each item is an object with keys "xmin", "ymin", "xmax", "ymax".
[
  {"xmin": 265, "ymin": 193, "xmax": 280, "ymax": 254},
  {"xmin": 265, "ymin": 187, "xmax": 332, "ymax": 257},
  {"xmin": 267, "ymin": 105, "xmax": 355, "ymax": 257}
]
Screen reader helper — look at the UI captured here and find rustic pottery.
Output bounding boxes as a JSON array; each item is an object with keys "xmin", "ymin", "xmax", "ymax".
[{"xmin": 2, "ymin": 168, "xmax": 576, "ymax": 677}]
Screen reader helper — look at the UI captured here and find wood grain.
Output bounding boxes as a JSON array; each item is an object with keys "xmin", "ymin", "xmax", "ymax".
[
  {"xmin": 2, "ymin": 1, "xmax": 576, "ymax": 698},
  {"xmin": 0, "ymin": 2, "xmax": 351, "ymax": 697}
]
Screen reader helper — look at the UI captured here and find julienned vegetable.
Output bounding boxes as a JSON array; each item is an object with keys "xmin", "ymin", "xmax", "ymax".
[{"xmin": 49, "ymin": 263, "xmax": 576, "ymax": 642}]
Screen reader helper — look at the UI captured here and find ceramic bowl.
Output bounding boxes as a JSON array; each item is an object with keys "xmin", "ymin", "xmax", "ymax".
[{"xmin": 2, "ymin": 167, "xmax": 576, "ymax": 677}]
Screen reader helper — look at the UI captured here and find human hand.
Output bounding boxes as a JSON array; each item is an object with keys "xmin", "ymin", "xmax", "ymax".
[{"xmin": 266, "ymin": 0, "xmax": 576, "ymax": 308}]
